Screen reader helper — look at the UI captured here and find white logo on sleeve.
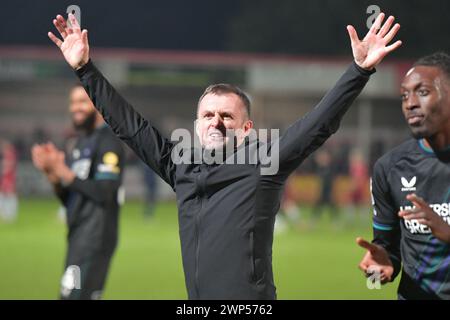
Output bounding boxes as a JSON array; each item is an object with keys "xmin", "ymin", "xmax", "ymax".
[{"xmin": 401, "ymin": 176, "xmax": 416, "ymax": 192}]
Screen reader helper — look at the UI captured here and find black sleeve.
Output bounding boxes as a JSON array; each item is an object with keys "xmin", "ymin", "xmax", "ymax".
[
  {"xmin": 274, "ymin": 62, "xmax": 375, "ymax": 178},
  {"xmin": 75, "ymin": 60, "xmax": 176, "ymax": 188},
  {"xmin": 53, "ymin": 183, "xmax": 69, "ymax": 204},
  {"xmin": 371, "ymin": 158, "xmax": 402, "ymax": 280},
  {"xmin": 68, "ymin": 178, "xmax": 120, "ymax": 206},
  {"xmin": 65, "ymin": 132, "xmax": 124, "ymax": 206}
]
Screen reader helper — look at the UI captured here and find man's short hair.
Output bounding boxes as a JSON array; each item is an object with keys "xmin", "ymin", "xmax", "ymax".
[
  {"xmin": 198, "ymin": 83, "xmax": 251, "ymax": 117},
  {"xmin": 413, "ymin": 51, "xmax": 450, "ymax": 82}
]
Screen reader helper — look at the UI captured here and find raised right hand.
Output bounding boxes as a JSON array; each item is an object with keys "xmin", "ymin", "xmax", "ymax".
[
  {"xmin": 356, "ymin": 237, "xmax": 394, "ymax": 284},
  {"xmin": 48, "ymin": 13, "xmax": 89, "ymax": 70},
  {"xmin": 347, "ymin": 12, "xmax": 402, "ymax": 70}
]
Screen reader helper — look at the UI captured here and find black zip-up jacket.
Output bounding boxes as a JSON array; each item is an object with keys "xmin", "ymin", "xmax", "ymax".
[
  {"xmin": 75, "ymin": 60, "xmax": 375, "ymax": 299},
  {"xmin": 57, "ymin": 125, "xmax": 125, "ymax": 258}
]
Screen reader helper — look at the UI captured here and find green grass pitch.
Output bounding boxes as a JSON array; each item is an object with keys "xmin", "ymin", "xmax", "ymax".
[{"xmin": 0, "ymin": 198, "xmax": 399, "ymax": 299}]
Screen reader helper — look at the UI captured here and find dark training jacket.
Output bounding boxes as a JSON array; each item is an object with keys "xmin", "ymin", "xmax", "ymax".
[
  {"xmin": 58, "ymin": 125, "xmax": 125, "ymax": 258},
  {"xmin": 75, "ymin": 59, "xmax": 374, "ymax": 299},
  {"xmin": 371, "ymin": 139, "xmax": 450, "ymax": 300}
]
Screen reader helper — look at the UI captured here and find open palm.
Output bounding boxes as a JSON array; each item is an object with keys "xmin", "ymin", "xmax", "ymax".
[
  {"xmin": 347, "ymin": 13, "xmax": 402, "ymax": 70},
  {"xmin": 48, "ymin": 14, "xmax": 89, "ymax": 70}
]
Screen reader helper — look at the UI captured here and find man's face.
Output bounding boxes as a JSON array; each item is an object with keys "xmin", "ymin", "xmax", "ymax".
[
  {"xmin": 196, "ymin": 93, "xmax": 253, "ymax": 150},
  {"xmin": 69, "ymin": 86, "xmax": 97, "ymax": 131},
  {"xmin": 400, "ymin": 66, "xmax": 450, "ymax": 139}
]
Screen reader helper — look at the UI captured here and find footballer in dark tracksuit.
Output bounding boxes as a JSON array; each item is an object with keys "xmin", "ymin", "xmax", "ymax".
[
  {"xmin": 58, "ymin": 124, "xmax": 125, "ymax": 300},
  {"xmin": 50, "ymin": 11, "xmax": 401, "ymax": 299},
  {"xmin": 32, "ymin": 85, "xmax": 125, "ymax": 300},
  {"xmin": 359, "ymin": 52, "xmax": 450, "ymax": 300},
  {"xmin": 371, "ymin": 139, "xmax": 450, "ymax": 300}
]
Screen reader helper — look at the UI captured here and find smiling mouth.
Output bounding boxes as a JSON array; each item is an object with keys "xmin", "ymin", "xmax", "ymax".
[{"xmin": 208, "ymin": 132, "xmax": 225, "ymax": 140}]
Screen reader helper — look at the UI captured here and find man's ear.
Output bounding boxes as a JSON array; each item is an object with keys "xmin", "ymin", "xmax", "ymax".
[{"xmin": 244, "ymin": 120, "xmax": 254, "ymax": 132}]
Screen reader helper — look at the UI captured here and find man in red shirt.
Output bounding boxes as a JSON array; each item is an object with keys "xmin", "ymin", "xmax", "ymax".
[{"xmin": 0, "ymin": 139, "xmax": 18, "ymax": 222}]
